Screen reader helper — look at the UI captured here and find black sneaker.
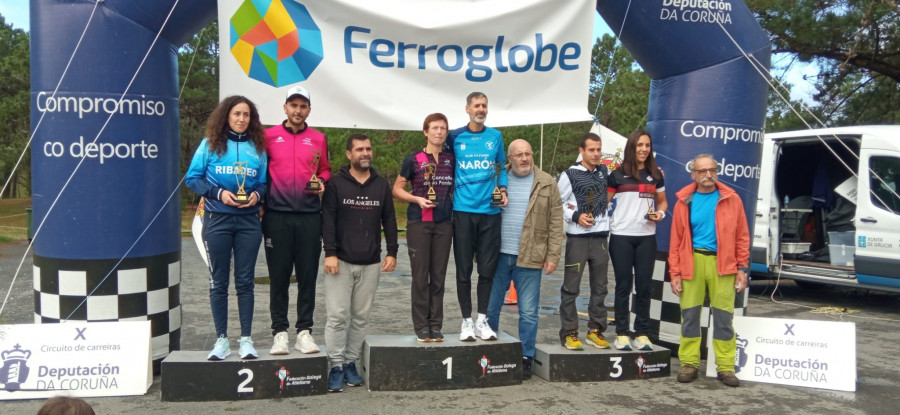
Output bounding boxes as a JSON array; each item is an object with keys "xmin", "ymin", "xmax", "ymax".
[
  {"xmin": 416, "ymin": 329, "xmax": 432, "ymax": 342},
  {"xmin": 430, "ymin": 329, "xmax": 444, "ymax": 342},
  {"xmin": 522, "ymin": 356, "xmax": 533, "ymax": 380}
]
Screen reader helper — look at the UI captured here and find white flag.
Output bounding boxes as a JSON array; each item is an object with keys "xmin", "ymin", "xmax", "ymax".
[{"xmin": 218, "ymin": 0, "xmax": 595, "ymax": 130}]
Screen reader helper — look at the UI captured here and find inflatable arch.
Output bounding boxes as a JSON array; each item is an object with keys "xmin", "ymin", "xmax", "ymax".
[{"xmin": 30, "ymin": 0, "xmax": 768, "ymax": 360}]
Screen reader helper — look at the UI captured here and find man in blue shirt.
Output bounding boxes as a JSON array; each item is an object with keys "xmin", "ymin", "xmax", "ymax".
[{"xmin": 448, "ymin": 92, "xmax": 508, "ymax": 342}]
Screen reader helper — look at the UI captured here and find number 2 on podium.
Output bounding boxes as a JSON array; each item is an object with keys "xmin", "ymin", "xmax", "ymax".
[
  {"xmin": 238, "ymin": 368, "xmax": 254, "ymax": 393},
  {"xmin": 442, "ymin": 357, "xmax": 452, "ymax": 379}
]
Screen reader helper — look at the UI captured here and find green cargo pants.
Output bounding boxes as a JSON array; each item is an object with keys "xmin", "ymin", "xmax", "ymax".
[{"xmin": 678, "ymin": 252, "xmax": 736, "ymax": 372}]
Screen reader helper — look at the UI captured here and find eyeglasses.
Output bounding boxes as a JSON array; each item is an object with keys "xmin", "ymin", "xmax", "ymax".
[
  {"xmin": 510, "ymin": 152, "xmax": 533, "ymax": 159},
  {"xmin": 693, "ymin": 168, "xmax": 718, "ymax": 175}
]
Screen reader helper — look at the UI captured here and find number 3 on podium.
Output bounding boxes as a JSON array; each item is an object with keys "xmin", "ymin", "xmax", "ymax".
[{"xmin": 609, "ymin": 357, "xmax": 622, "ymax": 378}]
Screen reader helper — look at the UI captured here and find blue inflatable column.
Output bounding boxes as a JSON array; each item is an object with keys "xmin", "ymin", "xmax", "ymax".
[
  {"xmin": 597, "ymin": 1, "xmax": 770, "ymax": 349},
  {"xmin": 30, "ymin": 0, "xmax": 215, "ymax": 363}
]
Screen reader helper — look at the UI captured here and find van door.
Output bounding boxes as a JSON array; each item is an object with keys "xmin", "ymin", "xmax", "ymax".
[
  {"xmin": 751, "ymin": 138, "xmax": 776, "ymax": 271},
  {"xmin": 764, "ymin": 141, "xmax": 782, "ymax": 269},
  {"xmin": 854, "ymin": 146, "xmax": 900, "ymax": 289}
]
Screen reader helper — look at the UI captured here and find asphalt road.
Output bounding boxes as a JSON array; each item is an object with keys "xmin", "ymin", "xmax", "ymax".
[{"xmin": 1, "ymin": 238, "xmax": 898, "ymax": 414}]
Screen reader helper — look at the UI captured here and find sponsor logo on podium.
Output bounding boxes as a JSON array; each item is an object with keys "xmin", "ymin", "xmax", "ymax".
[
  {"xmin": 0, "ymin": 344, "xmax": 32, "ymax": 391},
  {"xmin": 276, "ymin": 366, "xmax": 290, "ymax": 391},
  {"xmin": 735, "ymin": 334, "xmax": 749, "ymax": 373},
  {"xmin": 479, "ymin": 355, "xmax": 490, "ymax": 378}
]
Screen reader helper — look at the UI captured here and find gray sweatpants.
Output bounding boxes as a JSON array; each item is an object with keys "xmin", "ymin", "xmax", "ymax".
[
  {"xmin": 559, "ymin": 235, "xmax": 609, "ymax": 334},
  {"xmin": 324, "ymin": 259, "xmax": 381, "ymax": 367}
]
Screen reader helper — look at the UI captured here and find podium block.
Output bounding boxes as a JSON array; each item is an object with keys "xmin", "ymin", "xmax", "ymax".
[
  {"xmin": 361, "ymin": 332, "xmax": 523, "ymax": 391},
  {"xmin": 533, "ymin": 343, "xmax": 671, "ymax": 382},
  {"xmin": 161, "ymin": 350, "xmax": 328, "ymax": 401}
]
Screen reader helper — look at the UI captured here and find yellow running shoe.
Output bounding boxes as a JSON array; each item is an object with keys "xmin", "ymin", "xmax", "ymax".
[
  {"xmin": 585, "ymin": 329, "xmax": 611, "ymax": 349},
  {"xmin": 562, "ymin": 331, "xmax": 584, "ymax": 350},
  {"xmin": 633, "ymin": 335, "xmax": 653, "ymax": 351},
  {"xmin": 614, "ymin": 335, "xmax": 632, "ymax": 351}
]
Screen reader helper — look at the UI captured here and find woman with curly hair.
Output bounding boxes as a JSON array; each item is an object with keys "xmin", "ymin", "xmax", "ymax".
[
  {"xmin": 606, "ymin": 129, "xmax": 667, "ymax": 351},
  {"xmin": 186, "ymin": 95, "xmax": 268, "ymax": 360}
]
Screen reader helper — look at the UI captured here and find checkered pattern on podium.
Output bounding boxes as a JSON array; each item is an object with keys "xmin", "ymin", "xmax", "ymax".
[
  {"xmin": 33, "ymin": 251, "xmax": 181, "ymax": 361},
  {"xmin": 629, "ymin": 256, "xmax": 749, "ymax": 352}
]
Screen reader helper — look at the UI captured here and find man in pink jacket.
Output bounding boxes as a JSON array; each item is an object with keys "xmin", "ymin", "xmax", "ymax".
[
  {"xmin": 668, "ymin": 154, "xmax": 749, "ymax": 387},
  {"xmin": 263, "ymin": 86, "xmax": 332, "ymax": 355}
]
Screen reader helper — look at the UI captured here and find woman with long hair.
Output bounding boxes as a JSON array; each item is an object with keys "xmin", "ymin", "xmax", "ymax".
[
  {"xmin": 392, "ymin": 113, "xmax": 454, "ymax": 342},
  {"xmin": 185, "ymin": 95, "xmax": 268, "ymax": 360},
  {"xmin": 606, "ymin": 129, "xmax": 668, "ymax": 351}
]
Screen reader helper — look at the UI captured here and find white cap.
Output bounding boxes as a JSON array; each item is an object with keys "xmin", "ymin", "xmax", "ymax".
[{"xmin": 285, "ymin": 85, "xmax": 311, "ymax": 103}]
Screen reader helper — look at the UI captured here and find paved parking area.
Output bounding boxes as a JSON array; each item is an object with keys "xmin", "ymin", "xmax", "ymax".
[{"xmin": 1, "ymin": 238, "xmax": 897, "ymax": 414}]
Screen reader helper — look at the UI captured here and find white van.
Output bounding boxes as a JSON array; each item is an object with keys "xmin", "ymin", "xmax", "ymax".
[{"xmin": 752, "ymin": 125, "xmax": 900, "ymax": 292}]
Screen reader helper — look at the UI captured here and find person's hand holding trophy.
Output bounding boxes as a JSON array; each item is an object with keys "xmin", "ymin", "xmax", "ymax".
[
  {"xmin": 424, "ymin": 162, "xmax": 438, "ymax": 208},
  {"xmin": 577, "ymin": 190, "xmax": 597, "ymax": 228},
  {"xmin": 490, "ymin": 162, "xmax": 505, "ymax": 206},
  {"xmin": 644, "ymin": 199, "xmax": 664, "ymax": 222},
  {"xmin": 306, "ymin": 149, "xmax": 324, "ymax": 193},
  {"xmin": 231, "ymin": 160, "xmax": 256, "ymax": 207}
]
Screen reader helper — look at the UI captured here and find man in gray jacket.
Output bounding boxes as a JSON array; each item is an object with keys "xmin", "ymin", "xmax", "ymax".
[{"xmin": 485, "ymin": 139, "xmax": 563, "ymax": 380}]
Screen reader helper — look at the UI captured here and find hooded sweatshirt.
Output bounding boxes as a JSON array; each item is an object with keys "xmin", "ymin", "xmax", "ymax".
[{"xmin": 322, "ymin": 166, "xmax": 399, "ymax": 265}]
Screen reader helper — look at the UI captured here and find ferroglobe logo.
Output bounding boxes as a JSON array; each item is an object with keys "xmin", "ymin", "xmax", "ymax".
[
  {"xmin": 230, "ymin": 0, "xmax": 324, "ymax": 87},
  {"xmin": 344, "ymin": 27, "xmax": 582, "ymax": 82}
]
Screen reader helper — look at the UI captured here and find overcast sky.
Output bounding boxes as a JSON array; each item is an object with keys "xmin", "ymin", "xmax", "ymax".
[{"xmin": 0, "ymin": 2, "xmax": 28, "ymax": 30}]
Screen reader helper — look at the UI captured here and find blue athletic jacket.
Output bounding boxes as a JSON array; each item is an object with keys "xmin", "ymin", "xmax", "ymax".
[
  {"xmin": 185, "ymin": 132, "xmax": 268, "ymax": 215},
  {"xmin": 448, "ymin": 125, "xmax": 508, "ymax": 215}
]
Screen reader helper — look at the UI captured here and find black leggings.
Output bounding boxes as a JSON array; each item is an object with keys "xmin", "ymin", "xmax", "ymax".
[
  {"xmin": 609, "ymin": 234, "xmax": 656, "ymax": 336},
  {"xmin": 452, "ymin": 211, "xmax": 501, "ymax": 318}
]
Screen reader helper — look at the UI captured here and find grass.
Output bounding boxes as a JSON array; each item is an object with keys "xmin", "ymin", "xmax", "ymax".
[
  {"xmin": 0, "ymin": 198, "xmax": 410, "ymax": 242},
  {"xmin": 0, "ymin": 198, "xmax": 31, "ymax": 241},
  {"xmin": 183, "ymin": 199, "xmax": 412, "ymax": 235}
]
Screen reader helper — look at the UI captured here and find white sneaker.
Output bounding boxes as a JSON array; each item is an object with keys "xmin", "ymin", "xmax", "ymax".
[
  {"xmin": 207, "ymin": 336, "xmax": 231, "ymax": 361},
  {"xmin": 269, "ymin": 331, "xmax": 289, "ymax": 355},
  {"xmin": 295, "ymin": 330, "xmax": 320, "ymax": 354},
  {"xmin": 239, "ymin": 336, "xmax": 258, "ymax": 359},
  {"xmin": 459, "ymin": 319, "xmax": 475, "ymax": 342},
  {"xmin": 474, "ymin": 317, "xmax": 497, "ymax": 341}
]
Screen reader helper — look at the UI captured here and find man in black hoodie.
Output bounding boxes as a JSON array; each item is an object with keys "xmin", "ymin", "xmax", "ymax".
[{"xmin": 321, "ymin": 133, "xmax": 399, "ymax": 392}]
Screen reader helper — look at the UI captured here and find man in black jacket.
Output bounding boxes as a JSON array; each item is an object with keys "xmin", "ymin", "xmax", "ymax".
[{"xmin": 321, "ymin": 133, "xmax": 399, "ymax": 392}]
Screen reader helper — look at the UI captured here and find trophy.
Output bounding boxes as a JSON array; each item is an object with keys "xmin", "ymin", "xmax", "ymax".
[
  {"xmin": 233, "ymin": 161, "xmax": 250, "ymax": 204},
  {"xmin": 490, "ymin": 162, "xmax": 504, "ymax": 206},
  {"xmin": 644, "ymin": 202, "xmax": 658, "ymax": 220},
  {"xmin": 424, "ymin": 162, "xmax": 438, "ymax": 206},
  {"xmin": 583, "ymin": 190, "xmax": 596, "ymax": 222},
  {"xmin": 306, "ymin": 149, "xmax": 321, "ymax": 191}
]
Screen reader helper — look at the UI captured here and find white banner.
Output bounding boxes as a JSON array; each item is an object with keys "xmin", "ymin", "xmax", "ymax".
[
  {"xmin": 0, "ymin": 322, "xmax": 152, "ymax": 399},
  {"xmin": 706, "ymin": 316, "xmax": 856, "ymax": 391},
  {"xmin": 218, "ymin": 0, "xmax": 595, "ymax": 130}
]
